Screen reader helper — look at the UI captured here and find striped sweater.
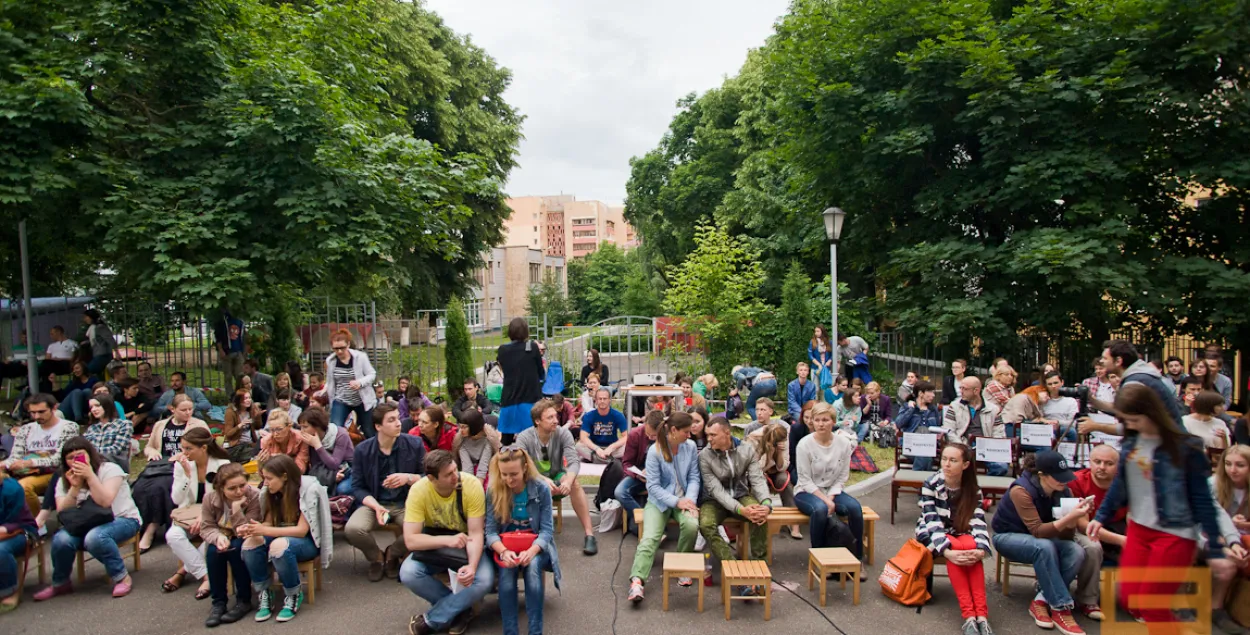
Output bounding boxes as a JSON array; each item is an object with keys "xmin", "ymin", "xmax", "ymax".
[{"xmin": 914, "ymin": 472, "xmax": 991, "ymax": 556}]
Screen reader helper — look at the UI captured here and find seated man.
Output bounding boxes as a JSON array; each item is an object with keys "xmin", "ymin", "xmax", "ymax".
[
  {"xmin": 742, "ymin": 397, "xmax": 784, "ymax": 437},
  {"xmin": 698, "ymin": 417, "xmax": 771, "ymax": 572},
  {"xmin": 614, "ymin": 410, "xmax": 662, "ymax": 534},
  {"xmin": 1070, "ymin": 444, "xmax": 1124, "ymax": 569},
  {"xmin": 400, "ymin": 449, "xmax": 493, "ymax": 635},
  {"xmin": 942, "ymin": 376, "xmax": 1009, "ymax": 476},
  {"xmin": 134, "ymin": 361, "xmax": 167, "ymax": 404},
  {"xmin": 114, "ymin": 378, "xmax": 155, "ymax": 433},
  {"xmin": 243, "ymin": 359, "xmax": 275, "ymax": 407},
  {"xmin": 1041, "ymin": 371, "xmax": 1080, "ymax": 441},
  {"xmin": 346, "ymin": 403, "xmax": 425, "ymax": 582},
  {"xmin": 894, "ymin": 380, "xmax": 941, "ymax": 471},
  {"xmin": 303, "ymin": 371, "xmax": 330, "ymax": 410},
  {"xmin": 35, "ymin": 325, "xmax": 78, "ymax": 388},
  {"xmin": 451, "ymin": 378, "xmax": 497, "ymax": 427},
  {"xmin": 0, "ymin": 329, "xmax": 44, "ymax": 380},
  {"xmin": 576, "ymin": 388, "xmax": 627, "ymax": 464},
  {"xmin": 153, "ymin": 371, "xmax": 214, "ymax": 421},
  {"xmin": 786, "ymin": 362, "xmax": 817, "ymax": 423},
  {"xmin": 519, "ymin": 399, "xmax": 598, "ymax": 555},
  {"xmin": 2, "ymin": 393, "xmax": 78, "ymax": 514}
]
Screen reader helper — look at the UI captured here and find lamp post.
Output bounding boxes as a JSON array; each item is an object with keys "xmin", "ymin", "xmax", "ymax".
[{"xmin": 822, "ymin": 207, "xmax": 846, "ymax": 353}]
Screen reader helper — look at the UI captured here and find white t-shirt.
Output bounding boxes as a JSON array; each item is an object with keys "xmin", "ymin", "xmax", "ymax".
[
  {"xmin": 56, "ymin": 462, "xmax": 142, "ymax": 523},
  {"xmin": 1093, "ymin": 381, "xmax": 1115, "ymax": 404},
  {"xmin": 24, "ymin": 420, "xmax": 76, "ymax": 458},
  {"xmin": 46, "ymin": 339, "xmax": 78, "ymax": 360},
  {"xmin": 1041, "ymin": 396, "xmax": 1080, "ymax": 430},
  {"xmin": 1182, "ymin": 414, "xmax": 1229, "ymax": 449}
]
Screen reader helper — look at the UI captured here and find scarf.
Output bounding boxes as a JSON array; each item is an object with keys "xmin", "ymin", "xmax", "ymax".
[{"xmin": 322, "ymin": 422, "xmax": 340, "ymax": 451}]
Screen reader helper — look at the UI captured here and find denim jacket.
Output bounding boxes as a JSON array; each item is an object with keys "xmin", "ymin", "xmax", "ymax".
[
  {"xmin": 645, "ymin": 439, "xmax": 701, "ymax": 511},
  {"xmin": 1094, "ymin": 434, "xmax": 1227, "ymax": 559},
  {"xmin": 484, "ymin": 478, "xmax": 562, "ymax": 591}
]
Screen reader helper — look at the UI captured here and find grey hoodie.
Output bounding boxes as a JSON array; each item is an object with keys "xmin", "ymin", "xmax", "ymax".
[{"xmin": 1122, "ymin": 359, "xmax": 1185, "ymax": 429}]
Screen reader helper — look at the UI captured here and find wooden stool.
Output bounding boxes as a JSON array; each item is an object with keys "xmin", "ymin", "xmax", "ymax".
[
  {"xmin": 994, "ymin": 552, "xmax": 1034, "ymax": 596},
  {"xmin": 76, "ymin": 534, "xmax": 141, "ymax": 584},
  {"xmin": 720, "ymin": 560, "xmax": 772, "ymax": 621},
  {"xmin": 227, "ymin": 556, "xmax": 323, "ymax": 604},
  {"xmin": 762, "ymin": 507, "xmax": 809, "ymax": 564},
  {"xmin": 661, "ymin": 552, "xmax": 705, "ymax": 612},
  {"xmin": 807, "ymin": 547, "xmax": 861, "ymax": 606},
  {"xmin": 554, "ymin": 497, "xmax": 563, "ymax": 533},
  {"xmin": 862, "ymin": 506, "xmax": 879, "ymax": 565},
  {"xmin": 11, "ymin": 538, "xmax": 46, "ymax": 607}
]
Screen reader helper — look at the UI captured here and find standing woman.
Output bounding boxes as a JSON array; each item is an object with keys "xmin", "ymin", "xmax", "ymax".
[
  {"xmin": 35, "ymin": 437, "xmax": 142, "ymax": 600},
  {"xmin": 627, "ymin": 412, "xmax": 701, "ymax": 603},
  {"xmin": 496, "ymin": 318, "xmax": 545, "ymax": 445},
  {"xmin": 81, "ymin": 309, "xmax": 116, "ymax": 376},
  {"xmin": 750, "ymin": 421, "xmax": 802, "ymax": 539},
  {"xmin": 794, "ymin": 402, "xmax": 864, "ymax": 572},
  {"xmin": 580, "ymin": 349, "xmax": 609, "ymax": 389},
  {"xmin": 486, "ymin": 447, "xmax": 562, "ymax": 635},
  {"xmin": 223, "ymin": 389, "xmax": 264, "ymax": 463},
  {"xmin": 163, "ymin": 427, "xmax": 231, "ymax": 599},
  {"xmin": 809, "ymin": 325, "xmax": 835, "ymax": 384},
  {"xmin": 916, "ymin": 444, "xmax": 994, "ymax": 635},
  {"xmin": 133, "ymin": 394, "xmax": 210, "ymax": 552},
  {"xmin": 1088, "ymin": 383, "xmax": 1234, "ymax": 629},
  {"xmin": 201, "ymin": 463, "xmax": 263, "ymax": 627},
  {"xmin": 324, "ymin": 328, "xmax": 378, "ymax": 439},
  {"xmin": 0, "ymin": 469, "xmax": 37, "ymax": 612},
  {"xmin": 240, "ymin": 454, "xmax": 332, "ymax": 623}
]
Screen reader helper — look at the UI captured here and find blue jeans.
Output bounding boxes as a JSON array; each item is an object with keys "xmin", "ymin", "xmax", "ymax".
[
  {"xmin": 206, "ymin": 538, "xmax": 250, "ymax": 604},
  {"xmin": 856, "ymin": 421, "xmax": 871, "ymax": 443},
  {"xmin": 331, "ymin": 401, "xmax": 374, "ymax": 439},
  {"xmin": 910, "ymin": 456, "xmax": 935, "ymax": 471},
  {"xmin": 87, "ymin": 354, "xmax": 111, "ymax": 375},
  {"xmin": 497, "ymin": 551, "xmax": 550, "ymax": 635},
  {"xmin": 794, "ymin": 491, "xmax": 864, "ymax": 559},
  {"xmin": 58, "ymin": 389, "xmax": 88, "ymax": 421},
  {"xmin": 745, "ymin": 378, "xmax": 778, "ymax": 421},
  {"xmin": 0, "ymin": 532, "xmax": 27, "ymax": 597},
  {"xmin": 241, "ymin": 535, "xmax": 319, "ymax": 596},
  {"xmin": 991, "ymin": 532, "xmax": 1084, "ymax": 610},
  {"xmin": 50, "ymin": 517, "xmax": 140, "ymax": 585},
  {"xmin": 334, "ymin": 478, "xmax": 355, "ymax": 497},
  {"xmin": 614, "ymin": 477, "xmax": 646, "ymax": 533},
  {"xmin": 400, "ymin": 554, "xmax": 496, "ymax": 630}
]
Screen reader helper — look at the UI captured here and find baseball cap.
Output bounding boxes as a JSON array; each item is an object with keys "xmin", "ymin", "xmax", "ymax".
[{"xmin": 1034, "ymin": 450, "xmax": 1076, "ymax": 483}]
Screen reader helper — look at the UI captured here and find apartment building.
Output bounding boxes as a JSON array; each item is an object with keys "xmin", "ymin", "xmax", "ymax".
[
  {"xmin": 503, "ymin": 195, "xmax": 636, "ymax": 258},
  {"xmin": 468, "ymin": 245, "xmax": 565, "ymax": 331}
]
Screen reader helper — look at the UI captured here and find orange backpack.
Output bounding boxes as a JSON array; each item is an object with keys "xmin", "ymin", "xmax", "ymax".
[{"xmin": 878, "ymin": 538, "xmax": 933, "ymax": 606}]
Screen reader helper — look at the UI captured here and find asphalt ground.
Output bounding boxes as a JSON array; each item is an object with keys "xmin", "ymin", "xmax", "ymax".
[{"xmin": 3, "ymin": 478, "xmax": 1110, "ymax": 635}]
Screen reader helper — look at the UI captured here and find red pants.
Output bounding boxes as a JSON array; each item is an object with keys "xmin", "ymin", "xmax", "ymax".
[
  {"xmin": 946, "ymin": 534, "xmax": 989, "ymax": 620},
  {"xmin": 1118, "ymin": 521, "xmax": 1198, "ymax": 631}
]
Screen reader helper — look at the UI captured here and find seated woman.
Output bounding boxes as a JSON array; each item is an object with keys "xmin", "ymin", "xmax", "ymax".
[
  {"xmin": 397, "ymin": 383, "xmax": 433, "ymax": 422},
  {"xmin": 163, "ymin": 427, "xmax": 231, "ymax": 599},
  {"xmin": 133, "ymin": 394, "xmax": 210, "ymax": 551},
  {"xmin": 273, "ymin": 389, "xmax": 303, "ymax": 425},
  {"xmin": 83, "ymin": 393, "xmax": 134, "ymax": 469},
  {"xmin": 115, "ymin": 378, "xmax": 156, "ymax": 434},
  {"xmin": 297, "ymin": 408, "xmax": 355, "ymax": 496},
  {"xmin": 0, "ymin": 468, "xmax": 38, "ymax": 613},
  {"xmin": 832, "ymin": 383, "xmax": 863, "ymax": 438},
  {"xmin": 35, "ymin": 437, "xmax": 142, "ymax": 600},
  {"xmin": 240, "ymin": 454, "xmax": 332, "ymax": 623},
  {"xmin": 686, "ymin": 405, "xmax": 709, "ymax": 452},
  {"xmin": 223, "ymin": 389, "xmax": 264, "ymax": 463},
  {"xmin": 627, "ymin": 412, "xmax": 700, "ymax": 603},
  {"xmin": 1207, "ymin": 444, "xmax": 1250, "ymax": 634},
  {"xmin": 916, "ymin": 443, "xmax": 994, "ymax": 635},
  {"xmin": 485, "ymin": 446, "xmax": 563, "ymax": 635},
  {"xmin": 91, "ymin": 382, "xmax": 127, "ymax": 420},
  {"xmin": 268, "ymin": 373, "xmax": 296, "ymax": 411},
  {"xmin": 456, "ymin": 410, "xmax": 496, "ymax": 480},
  {"xmin": 257, "ymin": 410, "xmax": 309, "ymax": 473},
  {"xmin": 412, "ymin": 407, "xmax": 457, "ymax": 453},
  {"xmin": 51, "ymin": 361, "xmax": 98, "ymax": 423},
  {"xmin": 749, "ymin": 422, "xmax": 801, "ymax": 539},
  {"xmin": 857, "ymin": 381, "xmax": 893, "ymax": 444},
  {"xmin": 794, "ymin": 402, "xmax": 864, "ymax": 579},
  {"xmin": 201, "ymin": 462, "xmax": 263, "ymax": 627}
]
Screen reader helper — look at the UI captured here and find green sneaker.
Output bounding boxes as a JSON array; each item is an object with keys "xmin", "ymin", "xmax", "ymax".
[
  {"xmin": 276, "ymin": 591, "xmax": 303, "ymax": 622},
  {"xmin": 254, "ymin": 589, "xmax": 273, "ymax": 622}
]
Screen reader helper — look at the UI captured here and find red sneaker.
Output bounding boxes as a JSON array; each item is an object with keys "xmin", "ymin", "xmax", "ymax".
[
  {"xmin": 1029, "ymin": 600, "xmax": 1054, "ymax": 629},
  {"xmin": 1051, "ymin": 609, "xmax": 1085, "ymax": 635},
  {"xmin": 1077, "ymin": 604, "xmax": 1104, "ymax": 621}
]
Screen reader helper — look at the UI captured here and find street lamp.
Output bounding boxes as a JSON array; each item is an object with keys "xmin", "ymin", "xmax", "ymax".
[{"xmin": 822, "ymin": 207, "xmax": 846, "ymax": 350}]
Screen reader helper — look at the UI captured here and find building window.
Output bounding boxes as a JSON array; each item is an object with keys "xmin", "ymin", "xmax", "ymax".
[
  {"xmin": 529, "ymin": 263, "xmax": 541, "ymax": 284},
  {"xmin": 572, "ymin": 230, "xmax": 597, "ymax": 238},
  {"xmin": 572, "ymin": 217, "xmax": 595, "ymax": 226}
]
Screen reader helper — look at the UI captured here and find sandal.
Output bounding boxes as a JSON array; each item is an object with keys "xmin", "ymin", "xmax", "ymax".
[
  {"xmin": 162, "ymin": 572, "xmax": 186, "ymax": 593},
  {"xmin": 195, "ymin": 582, "xmax": 212, "ymax": 600}
]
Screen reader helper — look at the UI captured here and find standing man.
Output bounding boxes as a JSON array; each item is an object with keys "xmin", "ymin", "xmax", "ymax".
[
  {"xmin": 786, "ymin": 362, "xmax": 818, "ymax": 424},
  {"xmin": 1082, "ymin": 340, "xmax": 1183, "ymax": 434},
  {"xmin": 518, "ymin": 399, "xmax": 598, "ymax": 555},
  {"xmin": 400, "ymin": 449, "xmax": 492, "ymax": 635},
  {"xmin": 576, "ymin": 388, "xmax": 628, "ymax": 464},
  {"xmin": 698, "ymin": 418, "xmax": 772, "ymax": 570},
  {"xmin": 836, "ymin": 332, "xmax": 870, "ymax": 382},
  {"xmin": 214, "ymin": 310, "xmax": 246, "ymax": 395},
  {"xmin": 243, "ymin": 359, "xmax": 275, "ymax": 407}
]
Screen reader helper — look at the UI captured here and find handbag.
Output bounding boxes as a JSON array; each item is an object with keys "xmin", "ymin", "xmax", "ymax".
[
  {"xmin": 492, "ymin": 530, "xmax": 539, "ymax": 566},
  {"xmin": 138, "ymin": 460, "xmax": 175, "ymax": 479},
  {"xmin": 409, "ymin": 484, "xmax": 470, "ymax": 570},
  {"xmin": 171, "ymin": 504, "xmax": 203, "ymax": 531},
  {"xmin": 60, "ymin": 499, "xmax": 115, "ymax": 537}
]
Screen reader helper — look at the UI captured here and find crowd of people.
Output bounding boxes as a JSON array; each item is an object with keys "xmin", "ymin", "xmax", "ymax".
[{"xmin": 2, "ymin": 315, "xmax": 1248, "ymax": 635}]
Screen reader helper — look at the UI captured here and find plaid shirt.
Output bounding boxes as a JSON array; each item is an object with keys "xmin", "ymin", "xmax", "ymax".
[{"xmin": 84, "ymin": 419, "xmax": 133, "ymax": 463}]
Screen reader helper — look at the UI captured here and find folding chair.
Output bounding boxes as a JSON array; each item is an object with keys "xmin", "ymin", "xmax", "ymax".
[{"xmin": 890, "ymin": 429, "xmax": 941, "ymax": 524}]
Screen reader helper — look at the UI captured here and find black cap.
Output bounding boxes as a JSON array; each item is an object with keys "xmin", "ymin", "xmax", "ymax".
[{"xmin": 1034, "ymin": 450, "xmax": 1076, "ymax": 483}]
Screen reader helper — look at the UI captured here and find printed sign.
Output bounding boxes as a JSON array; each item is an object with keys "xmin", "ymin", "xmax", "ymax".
[
  {"xmin": 1091, "ymin": 432, "xmax": 1123, "ymax": 450},
  {"xmin": 1021, "ymin": 423, "xmax": 1054, "ymax": 447},
  {"xmin": 902, "ymin": 433, "xmax": 938, "ymax": 458},
  {"xmin": 975, "ymin": 437, "xmax": 1013, "ymax": 464},
  {"xmin": 1058, "ymin": 441, "xmax": 1093, "ymax": 467}
]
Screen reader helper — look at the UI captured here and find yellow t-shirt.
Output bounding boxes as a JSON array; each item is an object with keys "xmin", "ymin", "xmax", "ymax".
[{"xmin": 404, "ymin": 473, "xmax": 486, "ymax": 533}]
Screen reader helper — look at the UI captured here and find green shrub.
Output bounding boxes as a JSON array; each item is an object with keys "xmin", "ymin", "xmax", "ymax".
[{"xmin": 444, "ymin": 297, "xmax": 473, "ymax": 401}]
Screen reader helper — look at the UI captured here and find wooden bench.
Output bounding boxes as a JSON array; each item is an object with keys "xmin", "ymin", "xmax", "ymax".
[
  {"xmin": 759, "ymin": 505, "xmax": 878, "ymax": 566},
  {"xmin": 226, "ymin": 555, "xmax": 322, "ymax": 604},
  {"xmin": 807, "ymin": 547, "xmax": 860, "ymax": 606},
  {"xmin": 662, "ymin": 552, "xmax": 705, "ymax": 612},
  {"xmin": 76, "ymin": 534, "xmax": 141, "ymax": 584},
  {"xmin": 633, "ymin": 508, "xmax": 748, "ymax": 559},
  {"xmin": 721, "ymin": 560, "xmax": 772, "ymax": 620}
]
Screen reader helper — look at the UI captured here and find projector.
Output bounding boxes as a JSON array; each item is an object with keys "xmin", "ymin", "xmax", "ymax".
[{"xmin": 632, "ymin": 373, "xmax": 667, "ymax": 386}]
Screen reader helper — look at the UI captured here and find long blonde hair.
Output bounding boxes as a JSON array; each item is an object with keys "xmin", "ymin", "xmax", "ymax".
[
  {"xmin": 750, "ymin": 422, "xmax": 788, "ymax": 465},
  {"xmin": 1216, "ymin": 444, "xmax": 1250, "ymax": 519},
  {"xmin": 487, "ymin": 446, "xmax": 542, "ymax": 526}
]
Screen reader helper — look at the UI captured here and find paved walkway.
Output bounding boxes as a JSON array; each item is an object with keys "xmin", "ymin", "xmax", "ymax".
[{"xmin": 4, "ymin": 480, "xmax": 1106, "ymax": 635}]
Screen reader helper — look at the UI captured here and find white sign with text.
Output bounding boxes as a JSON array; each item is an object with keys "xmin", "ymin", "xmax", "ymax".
[
  {"xmin": 975, "ymin": 437, "xmax": 1013, "ymax": 464},
  {"xmin": 903, "ymin": 433, "xmax": 938, "ymax": 458},
  {"xmin": 1021, "ymin": 423, "xmax": 1054, "ymax": 447}
]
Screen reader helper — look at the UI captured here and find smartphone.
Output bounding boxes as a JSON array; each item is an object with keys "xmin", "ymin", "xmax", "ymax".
[
  {"xmin": 73, "ymin": 454, "xmax": 88, "ymax": 464},
  {"xmin": 1081, "ymin": 496, "xmax": 1096, "ymax": 508}
]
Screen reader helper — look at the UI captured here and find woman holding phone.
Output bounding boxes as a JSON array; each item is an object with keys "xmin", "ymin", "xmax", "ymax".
[
  {"xmin": 35, "ymin": 437, "xmax": 142, "ymax": 600},
  {"xmin": 201, "ymin": 462, "xmax": 263, "ymax": 627},
  {"xmin": 162, "ymin": 427, "xmax": 231, "ymax": 598}
]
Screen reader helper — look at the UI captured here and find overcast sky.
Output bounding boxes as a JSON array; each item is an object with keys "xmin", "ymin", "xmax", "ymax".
[{"xmin": 424, "ymin": 0, "xmax": 790, "ymax": 206}]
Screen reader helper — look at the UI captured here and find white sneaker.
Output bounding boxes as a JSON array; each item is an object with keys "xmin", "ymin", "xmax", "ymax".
[
  {"xmin": 717, "ymin": 526, "xmax": 731, "ymax": 543},
  {"xmin": 695, "ymin": 533, "xmax": 706, "ymax": 552}
]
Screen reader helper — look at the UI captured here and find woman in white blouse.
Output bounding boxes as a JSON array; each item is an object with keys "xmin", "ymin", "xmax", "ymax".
[
  {"xmin": 162, "ymin": 427, "xmax": 231, "ymax": 598},
  {"xmin": 794, "ymin": 402, "xmax": 865, "ymax": 577}
]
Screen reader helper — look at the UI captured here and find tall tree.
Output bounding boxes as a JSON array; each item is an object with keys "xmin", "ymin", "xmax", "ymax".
[{"xmin": 444, "ymin": 296, "xmax": 473, "ymax": 400}]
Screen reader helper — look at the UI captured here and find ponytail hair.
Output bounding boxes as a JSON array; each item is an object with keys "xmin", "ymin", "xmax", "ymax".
[{"xmin": 658, "ymin": 412, "xmax": 693, "ymax": 463}]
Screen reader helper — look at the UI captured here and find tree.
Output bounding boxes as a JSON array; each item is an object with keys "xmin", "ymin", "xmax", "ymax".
[
  {"xmin": 777, "ymin": 262, "xmax": 812, "ymax": 379},
  {"xmin": 620, "ymin": 265, "xmax": 664, "ymax": 318},
  {"xmin": 663, "ymin": 222, "xmax": 766, "ymax": 378},
  {"xmin": 444, "ymin": 296, "xmax": 473, "ymax": 401},
  {"xmin": 526, "ymin": 271, "xmax": 575, "ymax": 327},
  {"xmin": 566, "ymin": 242, "xmax": 629, "ymax": 324}
]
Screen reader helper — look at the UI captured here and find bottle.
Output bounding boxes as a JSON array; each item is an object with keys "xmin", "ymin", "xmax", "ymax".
[{"xmin": 703, "ymin": 552, "xmax": 713, "ymax": 587}]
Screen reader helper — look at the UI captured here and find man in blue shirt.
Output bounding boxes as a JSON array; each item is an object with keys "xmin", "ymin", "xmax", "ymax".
[
  {"xmin": 786, "ymin": 362, "xmax": 817, "ymax": 422},
  {"xmin": 576, "ymin": 388, "xmax": 627, "ymax": 464},
  {"xmin": 214, "ymin": 310, "xmax": 246, "ymax": 394}
]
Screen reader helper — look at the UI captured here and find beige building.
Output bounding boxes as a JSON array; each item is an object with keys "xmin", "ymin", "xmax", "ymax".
[
  {"xmin": 503, "ymin": 195, "xmax": 636, "ymax": 258},
  {"xmin": 468, "ymin": 245, "xmax": 565, "ymax": 331}
]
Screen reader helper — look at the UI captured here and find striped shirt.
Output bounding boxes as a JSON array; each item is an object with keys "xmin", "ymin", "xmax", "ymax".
[
  {"xmin": 333, "ymin": 358, "xmax": 362, "ymax": 406},
  {"xmin": 915, "ymin": 472, "xmax": 991, "ymax": 556}
]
